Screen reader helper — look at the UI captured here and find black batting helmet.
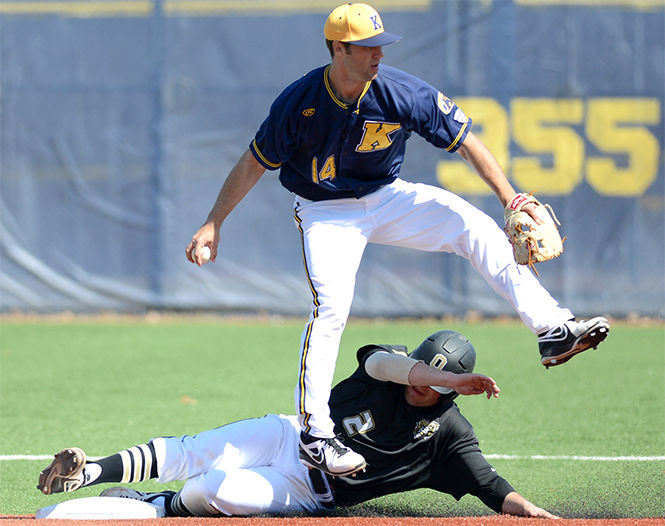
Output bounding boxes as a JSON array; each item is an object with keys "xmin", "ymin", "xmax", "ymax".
[{"xmin": 408, "ymin": 330, "xmax": 477, "ymax": 401}]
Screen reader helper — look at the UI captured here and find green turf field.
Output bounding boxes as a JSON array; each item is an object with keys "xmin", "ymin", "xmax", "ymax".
[{"xmin": 1, "ymin": 317, "xmax": 663, "ymax": 517}]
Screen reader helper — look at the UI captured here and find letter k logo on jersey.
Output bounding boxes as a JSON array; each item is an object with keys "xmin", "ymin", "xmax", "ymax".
[
  {"xmin": 356, "ymin": 121, "xmax": 401, "ymax": 152},
  {"xmin": 370, "ymin": 15, "xmax": 382, "ymax": 30}
]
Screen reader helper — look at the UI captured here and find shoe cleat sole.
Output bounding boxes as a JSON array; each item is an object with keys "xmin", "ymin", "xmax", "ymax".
[
  {"xmin": 541, "ymin": 325, "xmax": 609, "ymax": 368},
  {"xmin": 38, "ymin": 447, "xmax": 86, "ymax": 495}
]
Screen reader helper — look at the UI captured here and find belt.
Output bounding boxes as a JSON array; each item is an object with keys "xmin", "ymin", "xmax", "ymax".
[{"xmin": 307, "ymin": 468, "xmax": 335, "ymax": 509}]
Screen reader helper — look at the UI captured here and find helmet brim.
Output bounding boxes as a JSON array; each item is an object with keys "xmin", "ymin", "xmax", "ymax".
[{"xmin": 431, "ymin": 385, "xmax": 455, "ymax": 395}]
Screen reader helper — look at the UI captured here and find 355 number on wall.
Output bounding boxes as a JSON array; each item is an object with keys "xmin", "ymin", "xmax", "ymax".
[{"xmin": 438, "ymin": 97, "xmax": 662, "ymax": 196}]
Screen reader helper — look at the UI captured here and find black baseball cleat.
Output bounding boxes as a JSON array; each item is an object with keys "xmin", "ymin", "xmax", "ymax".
[
  {"xmin": 299, "ymin": 432, "xmax": 366, "ymax": 477},
  {"xmin": 100, "ymin": 487, "xmax": 175, "ymax": 503},
  {"xmin": 100, "ymin": 488, "xmax": 193, "ymax": 517},
  {"xmin": 37, "ymin": 447, "xmax": 87, "ymax": 495},
  {"xmin": 538, "ymin": 317, "xmax": 610, "ymax": 368}
]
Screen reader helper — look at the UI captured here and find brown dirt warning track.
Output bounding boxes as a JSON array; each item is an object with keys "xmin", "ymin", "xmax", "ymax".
[{"xmin": 2, "ymin": 516, "xmax": 664, "ymax": 526}]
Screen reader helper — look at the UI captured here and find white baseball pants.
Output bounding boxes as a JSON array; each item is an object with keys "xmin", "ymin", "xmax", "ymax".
[
  {"xmin": 293, "ymin": 178, "xmax": 573, "ymax": 438},
  {"xmin": 152, "ymin": 414, "xmax": 323, "ymax": 516}
]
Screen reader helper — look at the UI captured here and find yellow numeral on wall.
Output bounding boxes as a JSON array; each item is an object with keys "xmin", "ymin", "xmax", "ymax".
[
  {"xmin": 436, "ymin": 98, "xmax": 509, "ymax": 195},
  {"xmin": 585, "ymin": 98, "xmax": 661, "ymax": 196},
  {"xmin": 511, "ymin": 98, "xmax": 585, "ymax": 195}
]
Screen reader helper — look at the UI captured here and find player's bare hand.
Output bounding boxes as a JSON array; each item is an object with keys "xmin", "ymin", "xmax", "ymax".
[
  {"xmin": 502, "ymin": 491, "xmax": 560, "ymax": 519},
  {"xmin": 186, "ymin": 222, "xmax": 219, "ymax": 266},
  {"xmin": 452, "ymin": 373, "xmax": 500, "ymax": 399},
  {"xmin": 520, "ymin": 201, "xmax": 543, "ymax": 225},
  {"xmin": 526, "ymin": 505, "xmax": 560, "ymax": 519}
]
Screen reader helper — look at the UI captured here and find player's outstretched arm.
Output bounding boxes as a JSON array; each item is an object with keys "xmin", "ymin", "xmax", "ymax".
[
  {"xmin": 501, "ymin": 491, "xmax": 560, "ymax": 519},
  {"xmin": 364, "ymin": 352, "xmax": 499, "ymax": 399},
  {"xmin": 186, "ymin": 148, "xmax": 266, "ymax": 265}
]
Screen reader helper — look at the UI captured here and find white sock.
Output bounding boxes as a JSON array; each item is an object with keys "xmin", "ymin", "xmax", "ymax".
[{"xmin": 83, "ymin": 463, "xmax": 102, "ymax": 485}]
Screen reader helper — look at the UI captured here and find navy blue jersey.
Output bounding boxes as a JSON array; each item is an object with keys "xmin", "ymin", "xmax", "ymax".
[
  {"xmin": 250, "ymin": 64, "xmax": 471, "ymax": 201},
  {"xmin": 327, "ymin": 344, "xmax": 513, "ymax": 513}
]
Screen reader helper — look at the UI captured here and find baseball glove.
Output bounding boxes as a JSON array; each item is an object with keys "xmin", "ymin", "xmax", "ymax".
[{"xmin": 504, "ymin": 193, "xmax": 564, "ymax": 275}]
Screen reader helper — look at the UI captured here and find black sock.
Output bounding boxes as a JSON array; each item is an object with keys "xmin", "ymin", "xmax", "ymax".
[
  {"xmin": 165, "ymin": 490, "xmax": 193, "ymax": 517},
  {"xmin": 83, "ymin": 440, "xmax": 159, "ymax": 487}
]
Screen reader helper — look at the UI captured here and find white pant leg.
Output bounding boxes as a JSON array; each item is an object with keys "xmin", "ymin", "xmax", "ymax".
[
  {"xmin": 367, "ymin": 179, "xmax": 572, "ymax": 333},
  {"xmin": 153, "ymin": 415, "xmax": 321, "ymax": 516},
  {"xmin": 293, "ymin": 198, "xmax": 369, "ymax": 437},
  {"xmin": 153, "ymin": 415, "xmax": 285, "ymax": 482}
]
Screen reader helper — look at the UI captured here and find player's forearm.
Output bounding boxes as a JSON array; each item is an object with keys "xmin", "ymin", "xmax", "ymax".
[
  {"xmin": 364, "ymin": 352, "xmax": 417, "ymax": 384},
  {"xmin": 407, "ymin": 361, "xmax": 458, "ymax": 388},
  {"xmin": 457, "ymin": 132, "xmax": 515, "ymax": 207},
  {"xmin": 365, "ymin": 352, "xmax": 457, "ymax": 388},
  {"xmin": 206, "ymin": 148, "xmax": 266, "ymax": 228},
  {"xmin": 366, "ymin": 353, "xmax": 499, "ymax": 398}
]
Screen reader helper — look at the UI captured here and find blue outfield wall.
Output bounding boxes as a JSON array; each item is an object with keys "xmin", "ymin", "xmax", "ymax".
[{"xmin": 1, "ymin": 0, "xmax": 664, "ymax": 317}]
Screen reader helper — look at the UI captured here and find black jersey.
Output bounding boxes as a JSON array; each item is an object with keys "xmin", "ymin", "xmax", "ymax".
[{"xmin": 328, "ymin": 344, "xmax": 513, "ymax": 512}]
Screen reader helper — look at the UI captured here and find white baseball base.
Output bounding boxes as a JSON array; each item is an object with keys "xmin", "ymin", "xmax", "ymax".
[{"xmin": 36, "ymin": 496, "xmax": 165, "ymax": 519}]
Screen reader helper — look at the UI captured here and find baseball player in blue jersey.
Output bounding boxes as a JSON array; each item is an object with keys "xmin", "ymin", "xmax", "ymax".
[{"xmin": 186, "ymin": 3, "xmax": 609, "ymax": 477}]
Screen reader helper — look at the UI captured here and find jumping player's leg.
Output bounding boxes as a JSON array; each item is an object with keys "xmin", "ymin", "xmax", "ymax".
[
  {"xmin": 367, "ymin": 180, "xmax": 609, "ymax": 365},
  {"xmin": 367, "ymin": 179, "xmax": 571, "ymax": 333},
  {"xmin": 292, "ymin": 199, "xmax": 369, "ymax": 476},
  {"xmin": 293, "ymin": 200, "xmax": 368, "ymax": 438}
]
